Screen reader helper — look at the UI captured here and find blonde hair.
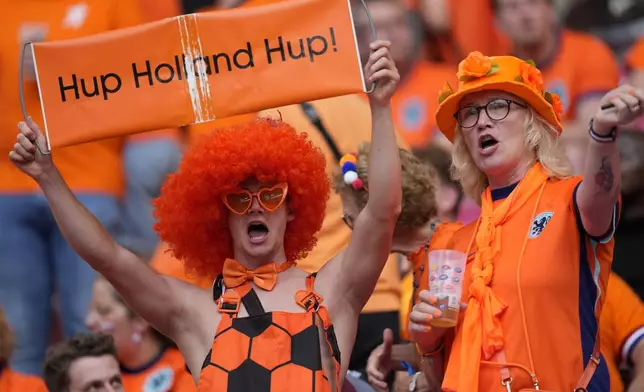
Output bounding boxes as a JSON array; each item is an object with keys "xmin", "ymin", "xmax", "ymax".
[
  {"xmin": 451, "ymin": 107, "xmax": 573, "ymax": 204},
  {"xmin": 332, "ymin": 142, "xmax": 439, "ymax": 229}
]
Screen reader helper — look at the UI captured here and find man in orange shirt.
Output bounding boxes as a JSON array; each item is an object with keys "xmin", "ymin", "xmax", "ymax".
[
  {"xmin": 0, "ymin": 0, "xmax": 142, "ymax": 375},
  {"xmin": 492, "ymin": 0, "xmax": 621, "ymax": 173},
  {"xmin": 353, "ymin": 0, "xmax": 456, "ymax": 151}
]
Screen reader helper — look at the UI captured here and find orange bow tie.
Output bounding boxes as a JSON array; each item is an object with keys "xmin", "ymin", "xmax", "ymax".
[{"xmin": 222, "ymin": 258, "xmax": 294, "ymax": 291}]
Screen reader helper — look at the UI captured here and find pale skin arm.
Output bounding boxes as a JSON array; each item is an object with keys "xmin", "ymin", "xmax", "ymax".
[
  {"xmin": 576, "ymin": 86, "xmax": 643, "ymax": 237},
  {"xmin": 319, "ymin": 40, "xmax": 402, "ymax": 313},
  {"xmin": 9, "ymin": 119, "xmax": 202, "ymax": 344}
]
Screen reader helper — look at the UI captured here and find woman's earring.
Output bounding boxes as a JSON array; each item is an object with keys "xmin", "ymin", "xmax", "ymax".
[{"xmin": 131, "ymin": 332, "xmax": 142, "ymax": 344}]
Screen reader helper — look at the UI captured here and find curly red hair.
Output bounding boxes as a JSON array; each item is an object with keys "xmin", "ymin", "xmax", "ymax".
[{"xmin": 153, "ymin": 117, "xmax": 329, "ymax": 280}]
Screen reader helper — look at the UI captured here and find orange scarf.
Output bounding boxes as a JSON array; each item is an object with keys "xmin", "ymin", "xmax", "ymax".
[{"xmin": 451, "ymin": 163, "xmax": 549, "ymax": 391}]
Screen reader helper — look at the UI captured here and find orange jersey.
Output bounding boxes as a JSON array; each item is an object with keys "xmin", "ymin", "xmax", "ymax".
[
  {"xmin": 626, "ymin": 37, "xmax": 644, "ymax": 70},
  {"xmin": 0, "ymin": 367, "xmax": 47, "ymax": 392},
  {"xmin": 427, "ymin": 177, "xmax": 619, "ymax": 391},
  {"xmin": 601, "ymin": 274, "xmax": 644, "ymax": 392},
  {"xmin": 121, "ymin": 346, "xmax": 196, "ymax": 392},
  {"xmin": 0, "ymin": 0, "xmax": 143, "ymax": 194},
  {"xmin": 539, "ymin": 30, "xmax": 620, "ymax": 122},
  {"xmin": 197, "ymin": 274, "xmax": 341, "ymax": 391}
]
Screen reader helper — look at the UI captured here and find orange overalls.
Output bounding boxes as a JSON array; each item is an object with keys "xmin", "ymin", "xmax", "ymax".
[{"xmin": 197, "ymin": 273, "xmax": 341, "ymax": 391}]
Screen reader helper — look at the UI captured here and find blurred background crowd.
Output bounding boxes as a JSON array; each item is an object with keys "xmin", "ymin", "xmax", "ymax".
[{"xmin": 1, "ymin": 0, "xmax": 644, "ymax": 391}]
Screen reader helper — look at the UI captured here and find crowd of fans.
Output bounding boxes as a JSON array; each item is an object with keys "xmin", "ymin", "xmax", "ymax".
[{"xmin": 1, "ymin": 0, "xmax": 643, "ymax": 391}]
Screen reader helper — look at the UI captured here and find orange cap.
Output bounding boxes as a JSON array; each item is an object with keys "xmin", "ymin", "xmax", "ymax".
[{"xmin": 435, "ymin": 51, "xmax": 564, "ymax": 142}]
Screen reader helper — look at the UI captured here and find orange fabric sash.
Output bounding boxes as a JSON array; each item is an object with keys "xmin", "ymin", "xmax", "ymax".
[
  {"xmin": 447, "ymin": 163, "xmax": 549, "ymax": 391},
  {"xmin": 222, "ymin": 258, "xmax": 294, "ymax": 291}
]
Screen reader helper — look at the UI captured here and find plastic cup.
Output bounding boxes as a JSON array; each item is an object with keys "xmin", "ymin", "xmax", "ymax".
[{"xmin": 427, "ymin": 249, "xmax": 466, "ymax": 328}]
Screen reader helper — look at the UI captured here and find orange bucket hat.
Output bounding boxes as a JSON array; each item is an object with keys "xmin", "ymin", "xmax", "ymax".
[{"xmin": 435, "ymin": 51, "xmax": 564, "ymax": 142}]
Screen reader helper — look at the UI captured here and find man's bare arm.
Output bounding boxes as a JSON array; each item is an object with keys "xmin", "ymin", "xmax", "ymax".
[{"xmin": 14, "ymin": 120, "xmax": 192, "ymax": 342}]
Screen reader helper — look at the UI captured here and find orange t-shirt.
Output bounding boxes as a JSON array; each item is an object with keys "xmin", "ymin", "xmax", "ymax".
[
  {"xmin": 156, "ymin": 95, "xmax": 408, "ymax": 314},
  {"xmin": 600, "ymin": 273, "xmax": 644, "ymax": 392},
  {"xmin": 121, "ymin": 346, "xmax": 196, "ymax": 392},
  {"xmin": 0, "ymin": 0, "xmax": 143, "ymax": 195},
  {"xmin": 0, "ymin": 367, "xmax": 48, "ymax": 392},
  {"xmin": 626, "ymin": 37, "xmax": 644, "ymax": 70},
  {"xmin": 428, "ymin": 178, "xmax": 618, "ymax": 391},
  {"xmin": 539, "ymin": 30, "xmax": 620, "ymax": 122},
  {"xmin": 366, "ymin": 61, "xmax": 457, "ymax": 150}
]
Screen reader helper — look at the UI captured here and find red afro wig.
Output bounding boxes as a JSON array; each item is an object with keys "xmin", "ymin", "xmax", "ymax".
[{"xmin": 153, "ymin": 117, "xmax": 330, "ymax": 280}]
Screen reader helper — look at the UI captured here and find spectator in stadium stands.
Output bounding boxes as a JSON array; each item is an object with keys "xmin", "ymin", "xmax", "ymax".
[
  {"xmin": 44, "ymin": 333, "xmax": 123, "ymax": 392},
  {"xmin": 154, "ymin": 2, "xmax": 412, "ymax": 379},
  {"xmin": 612, "ymin": 130, "xmax": 644, "ymax": 299},
  {"xmin": 411, "ymin": 51, "xmax": 633, "ymax": 391},
  {"xmin": 85, "ymin": 276, "xmax": 196, "ymax": 392},
  {"xmin": 334, "ymin": 142, "xmax": 439, "ymax": 389},
  {"xmin": 0, "ymin": 308, "xmax": 47, "ymax": 392},
  {"xmin": 601, "ymin": 274, "xmax": 644, "ymax": 392},
  {"xmin": 0, "ymin": 0, "xmax": 143, "ymax": 376},
  {"xmin": 157, "ymin": 95, "xmax": 411, "ymax": 383},
  {"xmin": 353, "ymin": 0, "xmax": 456, "ymax": 151},
  {"xmin": 492, "ymin": 0, "xmax": 621, "ymax": 174}
]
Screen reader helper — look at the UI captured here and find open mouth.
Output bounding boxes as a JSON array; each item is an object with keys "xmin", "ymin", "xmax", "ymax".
[
  {"xmin": 479, "ymin": 134, "xmax": 499, "ymax": 150},
  {"xmin": 248, "ymin": 221, "xmax": 269, "ymax": 243}
]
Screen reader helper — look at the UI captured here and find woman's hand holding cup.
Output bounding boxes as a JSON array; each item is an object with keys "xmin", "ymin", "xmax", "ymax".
[{"xmin": 409, "ymin": 290, "xmax": 467, "ymax": 352}]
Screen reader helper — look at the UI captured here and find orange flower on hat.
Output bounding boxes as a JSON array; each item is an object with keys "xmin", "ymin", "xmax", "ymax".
[
  {"xmin": 438, "ymin": 81, "xmax": 454, "ymax": 104},
  {"xmin": 458, "ymin": 51, "xmax": 499, "ymax": 81},
  {"xmin": 518, "ymin": 60, "xmax": 544, "ymax": 92},
  {"xmin": 549, "ymin": 92, "xmax": 564, "ymax": 119}
]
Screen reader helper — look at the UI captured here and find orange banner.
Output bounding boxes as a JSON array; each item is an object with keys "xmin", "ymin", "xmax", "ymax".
[{"xmin": 27, "ymin": 0, "xmax": 367, "ymax": 148}]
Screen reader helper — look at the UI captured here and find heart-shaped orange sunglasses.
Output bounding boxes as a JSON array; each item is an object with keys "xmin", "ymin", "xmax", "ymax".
[{"xmin": 222, "ymin": 183, "xmax": 288, "ymax": 215}]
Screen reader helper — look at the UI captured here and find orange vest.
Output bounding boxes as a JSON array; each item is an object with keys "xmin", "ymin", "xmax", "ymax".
[{"xmin": 197, "ymin": 273, "xmax": 341, "ymax": 391}]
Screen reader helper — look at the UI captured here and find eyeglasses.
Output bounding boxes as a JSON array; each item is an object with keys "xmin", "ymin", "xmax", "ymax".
[
  {"xmin": 222, "ymin": 183, "xmax": 288, "ymax": 215},
  {"xmin": 454, "ymin": 98, "xmax": 527, "ymax": 129}
]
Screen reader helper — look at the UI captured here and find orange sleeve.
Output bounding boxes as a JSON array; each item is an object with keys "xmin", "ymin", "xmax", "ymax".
[
  {"xmin": 603, "ymin": 274, "xmax": 644, "ymax": 362},
  {"xmin": 626, "ymin": 38, "xmax": 644, "ymax": 70},
  {"xmin": 573, "ymin": 36, "xmax": 620, "ymax": 104}
]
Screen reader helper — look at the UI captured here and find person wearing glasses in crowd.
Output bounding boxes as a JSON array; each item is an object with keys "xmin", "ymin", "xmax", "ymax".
[
  {"xmin": 8, "ymin": 41, "xmax": 402, "ymax": 392},
  {"xmin": 409, "ymin": 51, "xmax": 640, "ymax": 391}
]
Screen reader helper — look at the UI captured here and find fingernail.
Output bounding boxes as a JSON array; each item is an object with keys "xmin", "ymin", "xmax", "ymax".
[
  {"xmin": 429, "ymin": 296, "xmax": 437, "ymax": 305},
  {"xmin": 425, "ymin": 315, "xmax": 433, "ymax": 323},
  {"xmin": 424, "ymin": 326, "xmax": 432, "ymax": 332},
  {"xmin": 433, "ymin": 310, "xmax": 442, "ymax": 318}
]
